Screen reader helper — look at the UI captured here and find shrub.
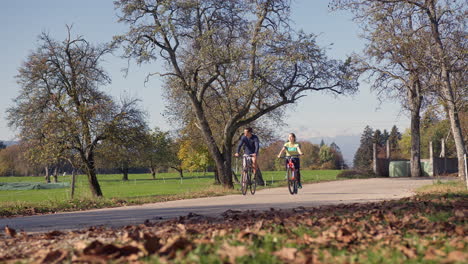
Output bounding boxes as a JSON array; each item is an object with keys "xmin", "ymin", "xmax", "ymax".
[{"xmin": 336, "ymin": 170, "xmax": 375, "ymax": 179}]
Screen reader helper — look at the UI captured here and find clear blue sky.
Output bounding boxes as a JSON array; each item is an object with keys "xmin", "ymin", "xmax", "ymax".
[{"xmin": 0, "ymin": 0, "xmax": 409, "ymax": 143}]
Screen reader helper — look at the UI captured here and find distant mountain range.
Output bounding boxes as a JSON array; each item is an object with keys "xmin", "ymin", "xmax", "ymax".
[
  {"xmin": 306, "ymin": 135, "xmax": 360, "ymax": 167},
  {"xmin": 0, "ymin": 140, "xmax": 18, "ymax": 147},
  {"xmin": 2, "ymin": 137, "xmax": 361, "ymax": 167}
]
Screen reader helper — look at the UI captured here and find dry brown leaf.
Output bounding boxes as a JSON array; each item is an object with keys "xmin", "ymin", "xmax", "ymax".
[
  {"xmin": 253, "ymin": 220, "xmax": 264, "ymax": 232},
  {"xmin": 398, "ymin": 245, "xmax": 417, "ymax": 259},
  {"xmin": 237, "ymin": 230, "xmax": 258, "ymax": 241},
  {"xmin": 454, "ymin": 210, "xmax": 466, "ymax": 218},
  {"xmin": 72, "ymin": 255, "xmax": 107, "ymax": 264},
  {"xmin": 82, "ymin": 240, "xmax": 140, "ymax": 259},
  {"xmin": 384, "ymin": 212, "xmax": 398, "ymax": 223},
  {"xmin": 336, "ymin": 227, "xmax": 354, "ymax": 244},
  {"xmin": 143, "ymin": 235, "xmax": 161, "ymax": 254},
  {"xmin": 273, "ymin": 247, "xmax": 297, "ymax": 261},
  {"xmin": 4, "ymin": 226, "xmax": 16, "ymax": 238},
  {"xmin": 303, "ymin": 233, "xmax": 328, "ymax": 244},
  {"xmin": 34, "ymin": 249, "xmax": 67, "ymax": 264},
  {"xmin": 454, "ymin": 226, "xmax": 465, "ymax": 236},
  {"xmin": 423, "ymin": 247, "xmax": 446, "ymax": 261},
  {"xmin": 218, "ymin": 243, "xmax": 249, "ymax": 263},
  {"xmin": 446, "ymin": 251, "xmax": 468, "ymax": 262},
  {"xmin": 44, "ymin": 230, "xmax": 63, "ymax": 240},
  {"xmin": 73, "ymin": 241, "xmax": 88, "ymax": 251},
  {"xmin": 159, "ymin": 235, "xmax": 192, "ymax": 258},
  {"xmin": 83, "ymin": 240, "xmax": 105, "ymax": 255}
]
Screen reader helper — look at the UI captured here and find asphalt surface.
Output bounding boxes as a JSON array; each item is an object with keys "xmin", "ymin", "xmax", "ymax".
[{"xmin": 0, "ymin": 177, "xmax": 435, "ymax": 233}]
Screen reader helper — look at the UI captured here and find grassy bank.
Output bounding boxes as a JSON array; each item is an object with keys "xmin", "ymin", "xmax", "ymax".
[
  {"xmin": 0, "ymin": 170, "xmax": 340, "ymax": 217},
  {"xmin": 1, "ymin": 180, "xmax": 466, "ymax": 263}
]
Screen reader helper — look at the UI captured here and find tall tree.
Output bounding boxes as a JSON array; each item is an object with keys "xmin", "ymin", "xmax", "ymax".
[
  {"xmin": 332, "ymin": 0, "xmax": 466, "ymax": 179},
  {"xmin": 114, "ymin": 0, "xmax": 359, "ymax": 188},
  {"xmin": 388, "ymin": 125, "xmax": 402, "ymax": 154},
  {"xmin": 332, "ymin": 0, "xmax": 433, "ymax": 177},
  {"xmin": 382, "ymin": 129, "xmax": 390, "ymax": 143},
  {"xmin": 0, "ymin": 141, "xmax": 5, "ymax": 150},
  {"xmin": 96, "ymin": 125, "xmax": 147, "ymax": 181},
  {"xmin": 373, "ymin": 129, "xmax": 384, "ymax": 146},
  {"xmin": 7, "ymin": 27, "xmax": 145, "ymax": 197},
  {"xmin": 353, "ymin": 126, "xmax": 374, "ymax": 170},
  {"xmin": 141, "ymin": 128, "xmax": 173, "ymax": 179}
]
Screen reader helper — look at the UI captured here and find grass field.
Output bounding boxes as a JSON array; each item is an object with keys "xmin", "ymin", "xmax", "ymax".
[{"xmin": 0, "ymin": 170, "xmax": 341, "ymax": 217}]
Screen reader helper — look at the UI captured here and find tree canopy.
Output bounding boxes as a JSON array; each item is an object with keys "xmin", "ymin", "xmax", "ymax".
[
  {"xmin": 7, "ymin": 27, "xmax": 145, "ymax": 196},
  {"xmin": 114, "ymin": 0, "xmax": 359, "ymax": 188}
]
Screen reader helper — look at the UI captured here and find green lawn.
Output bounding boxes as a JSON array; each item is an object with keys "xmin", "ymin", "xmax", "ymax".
[{"xmin": 0, "ymin": 170, "xmax": 341, "ymax": 216}]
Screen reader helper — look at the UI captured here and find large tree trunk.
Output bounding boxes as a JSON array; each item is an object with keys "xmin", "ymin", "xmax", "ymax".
[
  {"xmin": 53, "ymin": 166, "xmax": 58, "ymax": 183},
  {"xmin": 446, "ymin": 105, "xmax": 467, "ymax": 179},
  {"xmin": 44, "ymin": 166, "xmax": 50, "ymax": 183},
  {"xmin": 121, "ymin": 161, "xmax": 129, "ymax": 181},
  {"xmin": 70, "ymin": 169, "xmax": 76, "ymax": 199},
  {"xmin": 410, "ymin": 110, "xmax": 422, "ymax": 177},
  {"xmin": 84, "ymin": 153, "xmax": 103, "ymax": 197},
  {"xmin": 427, "ymin": 1, "xmax": 467, "ymax": 180},
  {"xmin": 150, "ymin": 167, "xmax": 156, "ymax": 179},
  {"xmin": 408, "ymin": 79, "xmax": 422, "ymax": 177},
  {"xmin": 189, "ymin": 93, "xmax": 234, "ymax": 188},
  {"xmin": 214, "ymin": 169, "xmax": 221, "ymax": 185},
  {"xmin": 171, "ymin": 166, "xmax": 184, "ymax": 178}
]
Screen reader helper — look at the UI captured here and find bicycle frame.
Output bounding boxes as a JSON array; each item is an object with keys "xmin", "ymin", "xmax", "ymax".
[
  {"xmin": 281, "ymin": 155, "xmax": 300, "ymax": 194},
  {"xmin": 239, "ymin": 154, "xmax": 257, "ymax": 195}
]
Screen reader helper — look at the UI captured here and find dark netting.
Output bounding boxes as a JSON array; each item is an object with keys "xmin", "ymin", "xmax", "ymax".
[{"xmin": 0, "ymin": 182, "xmax": 70, "ymax": 190}]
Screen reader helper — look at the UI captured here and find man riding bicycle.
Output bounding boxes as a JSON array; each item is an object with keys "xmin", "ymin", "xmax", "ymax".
[
  {"xmin": 277, "ymin": 133, "xmax": 304, "ymax": 188},
  {"xmin": 234, "ymin": 127, "xmax": 260, "ymax": 176}
]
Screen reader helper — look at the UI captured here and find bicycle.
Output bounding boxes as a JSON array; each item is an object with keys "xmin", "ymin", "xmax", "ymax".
[
  {"xmin": 239, "ymin": 154, "xmax": 257, "ymax": 195},
  {"xmin": 280, "ymin": 155, "xmax": 300, "ymax": 195}
]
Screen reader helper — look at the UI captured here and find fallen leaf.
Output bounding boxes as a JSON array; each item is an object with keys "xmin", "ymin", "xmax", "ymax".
[
  {"xmin": 237, "ymin": 230, "xmax": 258, "ymax": 241},
  {"xmin": 253, "ymin": 220, "xmax": 264, "ymax": 232},
  {"xmin": 218, "ymin": 243, "xmax": 249, "ymax": 263},
  {"xmin": 143, "ymin": 234, "xmax": 161, "ymax": 254},
  {"xmin": 5, "ymin": 226, "xmax": 16, "ymax": 238},
  {"xmin": 44, "ymin": 230, "xmax": 63, "ymax": 240},
  {"xmin": 35, "ymin": 249, "xmax": 67, "ymax": 264},
  {"xmin": 454, "ymin": 210, "xmax": 466, "ymax": 218},
  {"xmin": 72, "ymin": 255, "xmax": 107, "ymax": 264},
  {"xmin": 159, "ymin": 235, "xmax": 192, "ymax": 258},
  {"xmin": 446, "ymin": 251, "xmax": 467, "ymax": 262},
  {"xmin": 273, "ymin": 247, "xmax": 297, "ymax": 261},
  {"xmin": 82, "ymin": 240, "xmax": 140, "ymax": 259},
  {"xmin": 398, "ymin": 245, "xmax": 417, "ymax": 259},
  {"xmin": 454, "ymin": 226, "xmax": 464, "ymax": 236}
]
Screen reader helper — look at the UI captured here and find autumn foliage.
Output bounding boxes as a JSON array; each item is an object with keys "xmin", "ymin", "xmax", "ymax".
[{"xmin": 1, "ymin": 191, "xmax": 466, "ymax": 263}]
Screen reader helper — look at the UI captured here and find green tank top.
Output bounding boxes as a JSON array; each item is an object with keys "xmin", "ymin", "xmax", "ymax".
[{"xmin": 284, "ymin": 142, "xmax": 300, "ymax": 156}]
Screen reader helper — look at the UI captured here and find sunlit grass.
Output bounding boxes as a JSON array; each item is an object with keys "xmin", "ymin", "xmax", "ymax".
[{"xmin": 416, "ymin": 179, "xmax": 467, "ymax": 195}]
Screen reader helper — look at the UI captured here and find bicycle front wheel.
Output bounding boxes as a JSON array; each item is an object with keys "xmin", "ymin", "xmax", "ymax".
[
  {"xmin": 241, "ymin": 170, "xmax": 248, "ymax": 195},
  {"xmin": 250, "ymin": 169, "xmax": 257, "ymax": 195},
  {"xmin": 287, "ymin": 168, "xmax": 295, "ymax": 195}
]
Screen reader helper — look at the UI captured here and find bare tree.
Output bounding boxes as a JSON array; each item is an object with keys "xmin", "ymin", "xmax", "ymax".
[
  {"xmin": 114, "ymin": 0, "xmax": 359, "ymax": 188},
  {"xmin": 8, "ymin": 26, "xmax": 146, "ymax": 197},
  {"xmin": 332, "ymin": 2, "xmax": 431, "ymax": 176},
  {"xmin": 332, "ymin": 0, "xmax": 467, "ymax": 180}
]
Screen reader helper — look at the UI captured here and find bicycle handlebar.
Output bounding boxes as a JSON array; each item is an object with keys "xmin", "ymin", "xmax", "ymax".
[
  {"xmin": 278, "ymin": 154, "xmax": 302, "ymax": 159},
  {"xmin": 236, "ymin": 154, "xmax": 256, "ymax": 158}
]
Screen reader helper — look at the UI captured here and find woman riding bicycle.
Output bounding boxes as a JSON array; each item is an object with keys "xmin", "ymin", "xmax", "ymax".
[{"xmin": 277, "ymin": 133, "xmax": 304, "ymax": 188}]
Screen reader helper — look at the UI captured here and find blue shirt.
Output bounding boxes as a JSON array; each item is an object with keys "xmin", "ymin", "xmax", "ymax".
[{"xmin": 237, "ymin": 135, "xmax": 260, "ymax": 155}]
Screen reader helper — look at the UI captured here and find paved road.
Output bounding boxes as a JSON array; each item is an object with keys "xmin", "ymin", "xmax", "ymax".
[{"xmin": 0, "ymin": 178, "xmax": 435, "ymax": 233}]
